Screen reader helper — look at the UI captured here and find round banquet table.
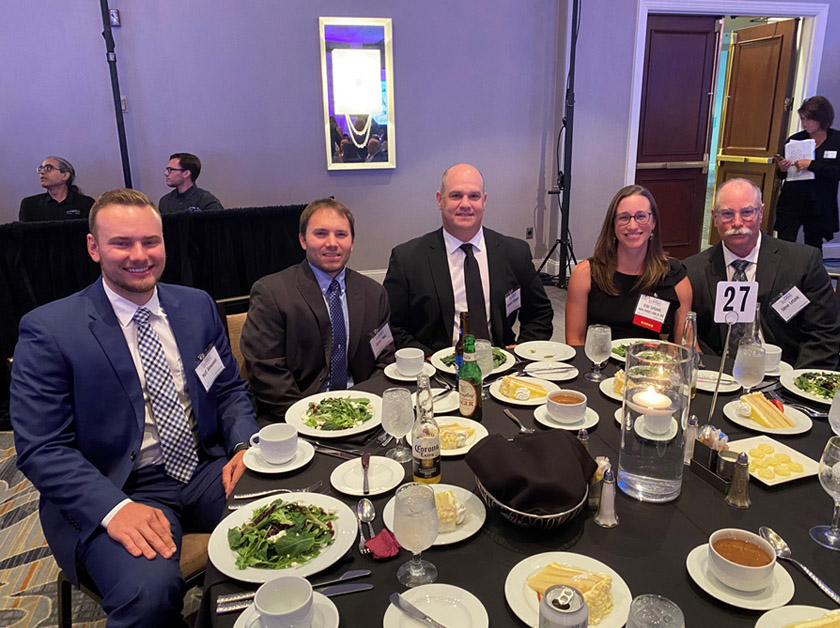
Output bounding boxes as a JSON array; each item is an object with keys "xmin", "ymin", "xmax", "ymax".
[{"xmin": 197, "ymin": 350, "xmax": 840, "ymax": 628}]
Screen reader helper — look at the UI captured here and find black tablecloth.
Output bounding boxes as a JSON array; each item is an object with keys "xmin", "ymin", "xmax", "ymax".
[{"xmin": 198, "ymin": 351, "xmax": 840, "ymax": 627}]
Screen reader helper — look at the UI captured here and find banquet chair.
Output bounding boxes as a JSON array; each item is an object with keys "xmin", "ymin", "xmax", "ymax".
[
  {"xmin": 216, "ymin": 296, "xmax": 250, "ymax": 379},
  {"xmin": 56, "ymin": 532, "xmax": 210, "ymax": 627}
]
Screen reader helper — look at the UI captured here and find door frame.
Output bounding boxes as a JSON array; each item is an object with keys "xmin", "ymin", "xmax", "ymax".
[{"xmin": 625, "ymin": 0, "xmax": 829, "ymax": 184}]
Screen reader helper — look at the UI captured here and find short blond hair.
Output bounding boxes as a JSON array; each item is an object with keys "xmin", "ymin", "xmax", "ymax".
[{"xmin": 89, "ymin": 189, "xmax": 159, "ymax": 236}]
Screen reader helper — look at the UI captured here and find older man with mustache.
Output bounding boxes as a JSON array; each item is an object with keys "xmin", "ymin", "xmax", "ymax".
[{"xmin": 684, "ymin": 178, "xmax": 840, "ymax": 369}]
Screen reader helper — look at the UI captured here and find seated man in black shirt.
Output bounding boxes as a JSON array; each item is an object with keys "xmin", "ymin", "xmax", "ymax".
[
  {"xmin": 19, "ymin": 156, "xmax": 95, "ymax": 222},
  {"xmin": 158, "ymin": 153, "xmax": 224, "ymax": 213}
]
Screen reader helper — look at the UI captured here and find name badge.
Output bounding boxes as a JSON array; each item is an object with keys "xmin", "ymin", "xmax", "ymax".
[
  {"xmin": 196, "ymin": 345, "xmax": 225, "ymax": 392},
  {"xmin": 771, "ymin": 286, "xmax": 810, "ymax": 322},
  {"xmin": 505, "ymin": 287, "xmax": 522, "ymax": 317},
  {"xmin": 825, "ymin": 150, "xmax": 838, "ymax": 159},
  {"xmin": 714, "ymin": 281, "xmax": 758, "ymax": 324},
  {"xmin": 632, "ymin": 294, "xmax": 670, "ymax": 333},
  {"xmin": 369, "ymin": 323, "xmax": 394, "ymax": 359}
]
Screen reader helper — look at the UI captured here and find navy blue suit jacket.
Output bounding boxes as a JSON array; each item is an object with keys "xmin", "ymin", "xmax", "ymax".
[{"xmin": 10, "ymin": 278, "xmax": 257, "ymax": 583}]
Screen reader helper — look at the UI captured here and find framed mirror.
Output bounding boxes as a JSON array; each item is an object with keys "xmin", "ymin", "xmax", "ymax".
[{"xmin": 319, "ymin": 17, "xmax": 395, "ymax": 170}]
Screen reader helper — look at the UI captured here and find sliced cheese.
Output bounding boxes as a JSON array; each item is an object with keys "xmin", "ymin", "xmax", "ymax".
[
  {"xmin": 499, "ymin": 376, "xmax": 548, "ymax": 400},
  {"xmin": 783, "ymin": 610, "xmax": 840, "ymax": 628},
  {"xmin": 526, "ymin": 562, "xmax": 613, "ymax": 625},
  {"xmin": 742, "ymin": 392, "xmax": 795, "ymax": 429}
]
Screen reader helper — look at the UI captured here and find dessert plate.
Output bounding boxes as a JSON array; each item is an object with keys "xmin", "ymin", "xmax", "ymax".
[
  {"xmin": 514, "ymin": 341, "xmax": 575, "ymax": 362},
  {"xmin": 489, "ymin": 377, "xmax": 559, "ymax": 407},
  {"xmin": 755, "ymin": 605, "xmax": 838, "ymax": 628},
  {"xmin": 723, "ymin": 401, "xmax": 812, "ymax": 436},
  {"xmin": 382, "ymin": 484, "xmax": 486, "ymax": 546},
  {"xmin": 382, "ymin": 583, "xmax": 488, "ymax": 627},
  {"xmin": 696, "ymin": 370, "xmax": 741, "ymax": 394},
  {"xmin": 421, "ymin": 417, "xmax": 488, "ymax": 457},
  {"xmin": 523, "ymin": 361, "xmax": 579, "ymax": 382},
  {"xmin": 599, "ymin": 377, "xmax": 623, "ymax": 402}
]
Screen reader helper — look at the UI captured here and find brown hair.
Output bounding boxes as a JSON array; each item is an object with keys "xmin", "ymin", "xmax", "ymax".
[
  {"xmin": 89, "ymin": 188, "xmax": 159, "ymax": 236},
  {"xmin": 798, "ymin": 96, "xmax": 834, "ymax": 130},
  {"xmin": 170, "ymin": 152, "xmax": 201, "ymax": 182},
  {"xmin": 299, "ymin": 198, "xmax": 355, "ymax": 238},
  {"xmin": 590, "ymin": 185, "xmax": 669, "ymax": 296}
]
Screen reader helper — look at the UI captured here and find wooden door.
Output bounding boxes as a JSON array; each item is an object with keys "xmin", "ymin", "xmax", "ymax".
[
  {"xmin": 635, "ymin": 15, "xmax": 719, "ymax": 259},
  {"xmin": 712, "ymin": 19, "xmax": 797, "ymax": 243}
]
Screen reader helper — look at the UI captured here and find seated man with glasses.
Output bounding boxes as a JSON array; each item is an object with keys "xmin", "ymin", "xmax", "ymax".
[
  {"xmin": 19, "ymin": 156, "xmax": 95, "ymax": 222},
  {"xmin": 158, "ymin": 153, "xmax": 224, "ymax": 213},
  {"xmin": 684, "ymin": 178, "xmax": 840, "ymax": 369}
]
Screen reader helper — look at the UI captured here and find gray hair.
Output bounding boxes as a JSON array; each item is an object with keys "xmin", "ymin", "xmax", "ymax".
[
  {"xmin": 714, "ymin": 178, "xmax": 762, "ymax": 211},
  {"xmin": 46, "ymin": 156, "xmax": 78, "ymax": 192}
]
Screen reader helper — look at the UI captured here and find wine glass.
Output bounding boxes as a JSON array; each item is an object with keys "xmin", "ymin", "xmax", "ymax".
[
  {"xmin": 381, "ymin": 387, "xmax": 414, "ymax": 463},
  {"xmin": 474, "ymin": 339, "xmax": 494, "ymax": 399},
  {"xmin": 393, "ymin": 483, "xmax": 439, "ymax": 586},
  {"xmin": 732, "ymin": 344, "xmax": 766, "ymax": 395},
  {"xmin": 584, "ymin": 325, "xmax": 611, "ymax": 382},
  {"xmin": 829, "ymin": 389, "xmax": 840, "ymax": 436},
  {"xmin": 810, "ymin": 436, "xmax": 840, "ymax": 550}
]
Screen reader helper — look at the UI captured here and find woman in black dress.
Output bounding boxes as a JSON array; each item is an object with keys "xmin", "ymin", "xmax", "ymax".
[
  {"xmin": 565, "ymin": 185, "xmax": 692, "ymax": 344},
  {"xmin": 775, "ymin": 96, "xmax": 840, "ymax": 249}
]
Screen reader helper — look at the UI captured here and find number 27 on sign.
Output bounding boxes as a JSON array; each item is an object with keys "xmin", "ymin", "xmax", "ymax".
[{"xmin": 714, "ymin": 281, "xmax": 758, "ymax": 324}]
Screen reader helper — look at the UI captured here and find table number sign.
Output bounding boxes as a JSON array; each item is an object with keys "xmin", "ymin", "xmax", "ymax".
[{"xmin": 713, "ymin": 281, "xmax": 758, "ymax": 324}]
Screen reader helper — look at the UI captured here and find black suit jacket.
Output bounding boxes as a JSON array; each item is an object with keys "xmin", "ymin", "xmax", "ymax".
[
  {"xmin": 240, "ymin": 261, "xmax": 394, "ymax": 422},
  {"xmin": 383, "ymin": 228, "xmax": 553, "ymax": 354},
  {"xmin": 684, "ymin": 235, "xmax": 840, "ymax": 369}
]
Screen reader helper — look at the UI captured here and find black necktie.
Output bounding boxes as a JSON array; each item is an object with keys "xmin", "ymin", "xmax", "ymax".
[
  {"xmin": 460, "ymin": 243, "xmax": 490, "ymax": 340},
  {"xmin": 728, "ymin": 260, "xmax": 750, "ymax": 356}
]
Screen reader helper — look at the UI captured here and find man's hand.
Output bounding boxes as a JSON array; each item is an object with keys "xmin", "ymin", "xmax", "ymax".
[
  {"xmin": 222, "ymin": 449, "xmax": 248, "ymax": 498},
  {"xmin": 106, "ymin": 502, "xmax": 176, "ymax": 560},
  {"xmin": 795, "ymin": 158, "xmax": 812, "ymax": 171}
]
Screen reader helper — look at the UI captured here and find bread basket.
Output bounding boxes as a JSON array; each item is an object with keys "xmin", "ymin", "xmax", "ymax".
[{"xmin": 475, "ymin": 477, "xmax": 588, "ymax": 530}]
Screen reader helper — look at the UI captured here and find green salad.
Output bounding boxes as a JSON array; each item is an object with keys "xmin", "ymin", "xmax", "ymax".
[
  {"xmin": 794, "ymin": 372, "xmax": 840, "ymax": 400},
  {"xmin": 304, "ymin": 397, "xmax": 373, "ymax": 430},
  {"xmin": 612, "ymin": 344, "xmax": 630, "ymax": 358},
  {"xmin": 228, "ymin": 499, "xmax": 337, "ymax": 570},
  {"xmin": 442, "ymin": 347, "xmax": 507, "ymax": 368}
]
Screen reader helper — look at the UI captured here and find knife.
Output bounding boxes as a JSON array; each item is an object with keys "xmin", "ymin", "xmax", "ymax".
[
  {"xmin": 314, "ymin": 446, "xmax": 356, "ymax": 460},
  {"xmin": 307, "ymin": 440, "xmax": 365, "ymax": 456},
  {"xmin": 389, "ymin": 592, "xmax": 449, "ymax": 628},
  {"xmin": 216, "ymin": 569, "xmax": 372, "ymax": 605},
  {"xmin": 216, "ymin": 583, "xmax": 374, "ymax": 614},
  {"xmin": 362, "ymin": 452, "xmax": 371, "ymax": 495}
]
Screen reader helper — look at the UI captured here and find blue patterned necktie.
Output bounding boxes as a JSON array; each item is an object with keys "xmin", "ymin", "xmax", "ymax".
[
  {"xmin": 727, "ymin": 259, "xmax": 750, "ymax": 356},
  {"xmin": 327, "ymin": 280, "xmax": 348, "ymax": 390},
  {"xmin": 133, "ymin": 307, "xmax": 198, "ymax": 483}
]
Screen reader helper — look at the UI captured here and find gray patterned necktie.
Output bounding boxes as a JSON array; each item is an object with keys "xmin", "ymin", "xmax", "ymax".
[{"xmin": 727, "ymin": 260, "xmax": 750, "ymax": 356}]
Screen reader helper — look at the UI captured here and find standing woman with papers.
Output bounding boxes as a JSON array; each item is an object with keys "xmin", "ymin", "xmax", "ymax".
[{"xmin": 774, "ymin": 96, "xmax": 840, "ymax": 249}]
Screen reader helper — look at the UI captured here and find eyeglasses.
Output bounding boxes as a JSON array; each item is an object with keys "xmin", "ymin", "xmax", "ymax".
[
  {"xmin": 615, "ymin": 212, "xmax": 652, "ymax": 226},
  {"xmin": 716, "ymin": 207, "xmax": 759, "ymax": 222},
  {"xmin": 37, "ymin": 165, "xmax": 58, "ymax": 174},
  {"xmin": 164, "ymin": 167, "xmax": 187, "ymax": 174}
]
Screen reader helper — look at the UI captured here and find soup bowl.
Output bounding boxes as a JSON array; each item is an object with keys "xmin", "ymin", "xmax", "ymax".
[{"xmin": 707, "ymin": 528, "xmax": 776, "ymax": 592}]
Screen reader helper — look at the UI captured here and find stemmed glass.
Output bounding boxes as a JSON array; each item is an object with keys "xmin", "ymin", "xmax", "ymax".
[
  {"xmin": 584, "ymin": 325, "xmax": 611, "ymax": 382},
  {"xmin": 829, "ymin": 389, "xmax": 840, "ymax": 436},
  {"xmin": 732, "ymin": 344, "xmax": 766, "ymax": 395},
  {"xmin": 393, "ymin": 483, "xmax": 439, "ymax": 586},
  {"xmin": 381, "ymin": 388, "xmax": 415, "ymax": 463},
  {"xmin": 810, "ymin": 436, "xmax": 840, "ymax": 550},
  {"xmin": 475, "ymin": 339, "xmax": 494, "ymax": 399}
]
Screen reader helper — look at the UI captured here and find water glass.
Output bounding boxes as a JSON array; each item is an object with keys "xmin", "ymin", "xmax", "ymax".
[
  {"xmin": 733, "ymin": 344, "xmax": 766, "ymax": 394},
  {"xmin": 381, "ymin": 388, "xmax": 415, "ymax": 463},
  {"xmin": 810, "ymin": 436, "xmax": 840, "ymax": 550},
  {"xmin": 475, "ymin": 339, "xmax": 493, "ymax": 399},
  {"xmin": 393, "ymin": 483, "xmax": 439, "ymax": 587},
  {"xmin": 829, "ymin": 390, "xmax": 840, "ymax": 436},
  {"xmin": 584, "ymin": 325, "xmax": 612, "ymax": 382},
  {"xmin": 625, "ymin": 594, "xmax": 684, "ymax": 628}
]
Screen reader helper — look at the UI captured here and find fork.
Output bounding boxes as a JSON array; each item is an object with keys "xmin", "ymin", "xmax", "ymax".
[
  {"xmin": 356, "ymin": 513, "xmax": 371, "ymax": 555},
  {"xmin": 503, "ymin": 408, "xmax": 536, "ymax": 434},
  {"xmin": 767, "ymin": 391, "xmax": 828, "ymax": 419},
  {"xmin": 229, "ymin": 480, "xmax": 324, "ymax": 509}
]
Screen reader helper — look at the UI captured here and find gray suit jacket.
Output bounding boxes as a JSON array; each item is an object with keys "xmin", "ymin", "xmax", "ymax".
[{"xmin": 683, "ymin": 235, "xmax": 840, "ymax": 370}]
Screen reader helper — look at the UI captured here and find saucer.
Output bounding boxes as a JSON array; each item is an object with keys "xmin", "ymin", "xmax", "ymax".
[
  {"xmin": 633, "ymin": 416, "xmax": 678, "ymax": 441},
  {"xmin": 764, "ymin": 361, "xmax": 793, "ymax": 377},
  {"xmin": 685, "ymin": 544, "xmax": 794, "ymax": 611},
  {"xmin": 385, "ymin": 362, "xmax": 436, "ymax": 382},
  {"xmin": 234, "ymin": 592, "xmax": 339, "ymax": 628},
  {"xmin": 533, "ymin": 405, "xmax": 599, "ymax": 431},
  {"xmin": 243, "ymin": 440, "xmax": 315, "ymax": 474}
]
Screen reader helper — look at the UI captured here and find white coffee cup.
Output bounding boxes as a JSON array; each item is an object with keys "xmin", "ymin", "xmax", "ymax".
[
  {"xmin": 395, "ymin": 347, "xmax": 425, "ymax": 377},
  {"xmin": 249, "ymin": 424, "xmax": 297, "ymax": 465},
  {"xmin": 764, "ymin": 344, "xmax": 782, "ymax": 372},
  {"xmin": 546, "ymin": 389, "xmax": 587, "ymax": 423},
  {"xmin": 246, "ymin": 575, "xmax": 313, "ymax": 628}
]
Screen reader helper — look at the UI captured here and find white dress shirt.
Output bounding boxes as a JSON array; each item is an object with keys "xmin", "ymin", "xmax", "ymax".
[
  {"xmin": 308, "ymin": 263, "xmax": 354, "ymax": 389},
  {"xmin": 442, "ymin": 227, "xmax": 491, "ymax": 344},
  {"xmin": 722, "ymin": 233, "xmax": 762, "ymax": 282}
]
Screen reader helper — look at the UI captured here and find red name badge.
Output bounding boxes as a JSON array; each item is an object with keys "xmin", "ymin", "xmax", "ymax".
[{"xmin": 632, "ymin": 294, "xmax": 669, "ymax": 333}]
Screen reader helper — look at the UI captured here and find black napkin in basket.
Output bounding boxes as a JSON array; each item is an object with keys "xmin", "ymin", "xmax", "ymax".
[{"xmin": 466, "ymin": 430, "xmax": 597, "ymax": 515}]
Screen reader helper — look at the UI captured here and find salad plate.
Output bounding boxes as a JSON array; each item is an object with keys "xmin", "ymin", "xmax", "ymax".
[
  {"xmin": 382, "ymin": 583, "xmax": 488, "ymax": 627},
  {"xmin": 599, "ymin": 377, "xmax": 624, "ymax": 402},
  {"xmin": 430, "ymin": 346, "xmax": 515, "ymax": 376},
  {"xmin": 514, "ymin": 341, "xmax": 575, "ymax": 362},
  {"xmin": 780, "ymin": 369, "xmax": 840, "ymax": 406},
  {"xmin": 696, "ymin": 370, "xmax": 741, "ymax": 394},
  {"xmin": 382, "ymin": 484, "xmax": 486, "ymax": 546},
  {"xmin": 329, "ymin": 455, "xmax": 404, "ymax": 496},
  {"xmin": 523, "ymin": 361, "xmax": 579, "ymax": 382},
  {"xmin": 609, "ymin": 338, "xmax": 651, "ymax": 362},
  {"xmin": 723, "ymin": 401, "xmax": 812, "ymax": 436},
  {"xmin": 285, "ymin": 391, "xmax": 382, "ymax": 439},
  {"xmin": 234, "ymin": 593, "xmax": 339, "ymax": 628},
  {"xmin": 209, "ymin": 492, "xmax": 357, "ymax": 583}
]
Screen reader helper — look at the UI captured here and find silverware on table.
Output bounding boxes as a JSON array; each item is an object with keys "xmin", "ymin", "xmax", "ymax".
[
  {"xmin": 358, "ymin": 497, "xmax": 376, "ymax": 538},
  {"xmin": 215, "ymin": 569, "xmax": 372, "ymax": 607},
  {"xmin": 233, "ymin": 480, "xmax": 323, "ymax": 500},
  {"xmin": 503, "ymin": 408, "xmax": 536, "ymax": 434},
  {"xmin": 759, "ymin": 526, "xmax": 840, "ymax": 605},
  {"xmin": 356, "ymin": 503, "xmax": 371, "ymax": 555},
  {"xmin": 307, "ymin": 440, "xmax": 365, "ymax": 456},
  {"xmin": 432, "ymin": 374, "xmax": 453, "ymax": 390},
  {"xmin": 379, "ymin": 435, "xmax": 394, "ymax": 448},
  {"xmin": 216, "ymin": 583, "xmax": 374, "ymax": 614},
  {"xmin": 361, "ymin": 452, "xmax": 371, "ymax": 495},
  {"xmin": 389, "ymin": 592, "xmax": 449, "ymax": 628},
  {"xmin": 313, "ymin": 446, "xmax": 357, "ymax": 460}
]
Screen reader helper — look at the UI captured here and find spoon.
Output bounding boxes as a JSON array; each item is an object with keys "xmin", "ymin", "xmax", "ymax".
[
  {"xmin": 358, "ymin": 498, "xmax": 377, "ymax": 538},
  {"xmin": 759, "ymin": 526, "xmax": 840, "ymax": 605}
]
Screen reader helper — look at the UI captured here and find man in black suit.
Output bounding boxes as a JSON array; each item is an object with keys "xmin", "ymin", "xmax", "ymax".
[
  {"xmin": 384, "ymin": 163, "xmax": 553, "ymax": 354},
  {"xmin": 684, "ymin": 178, "xmax": 840, "ymax": 369},
  {"xmin": 241, "ymin": 198, "xmax": 394, "ymax": 423}
]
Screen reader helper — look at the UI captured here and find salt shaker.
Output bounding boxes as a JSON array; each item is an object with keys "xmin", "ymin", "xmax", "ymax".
[
  {"xmin": 577, "ymin": 428, "xmax": 590, "ymax": 453},
  {"xmin": 724, "ymin": 451, "xmax": 751, "ymax": 509},
  {"xmin": 683, "ymin": 414, "xmax": 698, "ymax": 465},
  {"xmin": 594, "ymin": 469, "xmax": 619, "ymax": 528}
]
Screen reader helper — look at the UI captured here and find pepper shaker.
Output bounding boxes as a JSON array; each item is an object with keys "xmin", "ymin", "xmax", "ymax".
[
  {"xmin": 594, "ymin": 469, "xmax": 619, "ymax": 528},
  {"xmin": 577, "ymin": 428, "xmax": 590, "ymax": 453},
  {"xmin": 724, "ymin": 451, "xmax": 751, "ymax": 509}
]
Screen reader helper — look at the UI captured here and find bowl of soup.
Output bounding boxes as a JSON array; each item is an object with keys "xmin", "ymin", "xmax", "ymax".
[
  {"xmin": 547, "ymin": 390, "xmax": 587, "ymax": 423},
  {"xmin": 707, "ymin": 528, "xmax": 776, "ymax": 592}
]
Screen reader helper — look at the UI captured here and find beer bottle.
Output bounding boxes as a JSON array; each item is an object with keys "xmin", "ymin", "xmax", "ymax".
[
  {"xmin": 458, "ymin": 334, "xmax": 483, "ymax": 421},
  {"xmin": 454, "ymin": 311, "xmax": 470, "ymax": 386},
  {"xmin": 412, "ymin": 374, "xmax": 441, "ymax": 484}
]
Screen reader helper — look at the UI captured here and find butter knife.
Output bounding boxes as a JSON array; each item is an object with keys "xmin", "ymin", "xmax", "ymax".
[
  {"xmin": 308, "ymin": 440, "xmax": 365, "ymax": 456},
  {"xmin": 389, "ymin": 592, "xmax": 449, "ymax": 628},
  {"xmin": 217, "ymin": 583, "xmax": 374, "ymax": 614},
  {"xmin": 216, "ymin": 569, "xmax": 372, "ymax": 606},
  {"xmin": 314, "ymin": 446, "xmax": 356, "ymax": 460}
]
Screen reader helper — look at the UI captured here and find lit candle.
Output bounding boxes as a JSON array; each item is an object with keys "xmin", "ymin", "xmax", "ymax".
[{"xmin": 631, "ymin": 386, "xmax": 671, "ymax": 413}]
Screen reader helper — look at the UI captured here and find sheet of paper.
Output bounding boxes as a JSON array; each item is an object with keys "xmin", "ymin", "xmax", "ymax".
[{"xmin": 784, "ymin": 138, "xmax": 816, "ymax": 181}]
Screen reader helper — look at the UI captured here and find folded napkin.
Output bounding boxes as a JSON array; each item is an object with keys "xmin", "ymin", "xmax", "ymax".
[
  {"xmin": 365, "ymin": 529, "xmax": 401, "ymax": 559},
  {"xmin": 466, "ymin": 431, "xmax": 596, "ymax": 516}
]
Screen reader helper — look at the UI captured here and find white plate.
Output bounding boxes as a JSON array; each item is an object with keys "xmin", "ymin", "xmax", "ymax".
[
  {"xmin": 533, "ymin": 406, "xmax": 599, "ymax": 431},
  {"xmin": 382, "ymin": 583, "xmax": 489, "ymax": 628},
  {"xmin": 382, "ymin": 484, "xmax": 486, "ymax": 546},
  {"xmin": 599, "ymin": 377, "xmax": 624, "ymax": 402},
  {"xmin": 764, "ymin": 361, "xmax": 793, "ymax": 377},
  {"xmin": 614, "ymin": 408, "xmax": 623, "ymax": 424},
  {"xmin": 329, "ymin": 455, "xmax": 405, "ymax": 496},
  {"xmin": 430, "ymin": 347, "xmax": 516, "ymax": 376},
  {"xmin": 514, "ymin": 341, "xmax": 576, "ymax": 362},
  {"xmin": 489, "ymin": 377, "xmax": 560, "ymax": 407},
  {"xmin": 285, "ymin": 391, "xmax": 382, "ymax": 439},
  {"xmin": 780, "ymin": 369, "xmax": 840, "ymax": 406},
  {"xmin": 755, "ymin": 605, "xmax": 838, "ymax": 628},
  {"xmin": 697, "ymin": 370, "xmax": 741, "ymax": 394},
  {"xmin": 523, "ymin": 361, "xmax": 579, "ymax": 382},
  {"xmin": 209, "ymin": 493, "xmax": 356, "ymax": 583},
  {"xmin": 727, "ymin": 436, "xmax": 819, "ymax": 486},
  {"xmin": 385, "ymin": 362, "xmax": 437, "ymax": 382},
  {"xmin": 609, "ymin": 338, "xmax": 651, "ymax": 362},
  {"xmin": 505, "ymin": 551, "xmax": 632, "ymax": 628},
  {"xmin": 723, "ymin": 400, "xmax": 813, "ymax": 436},
  {"xmin": 414, "ymin": 388, "xmax": 459, "ymax": 414},
  {"xmin": 423, "ymin": 417, "xmax": 488, "ymax": 457},
  {"xmin": 235, "ymin": 592, "xmax": 339, "ymax": 628},
  {"xmin": 685, "ymin": 545, "xmax": 793, "ymax": 611},
  {"xmin": 244, "ymin": 440, "xmax": 315, "ymax": 474},
  {"xmin": 634, "ymin": 416, "xmax": 679, "ymax": 441}
]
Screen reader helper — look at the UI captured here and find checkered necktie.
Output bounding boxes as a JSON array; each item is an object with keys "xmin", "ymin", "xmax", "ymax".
[
  {"xmin": 727, "ymin": 259, "xmax": 750, "ymax": 356},
  {"xmin": 460, "ymin": 243, "xmax": 490, "ymax": 340},
  {"xmin": 133, "ymin": 307, "xmax": 198, "ymax": 483},
  {"xmin": 327, "ymin": 280, "xmax": 348, "ymax": 390}
]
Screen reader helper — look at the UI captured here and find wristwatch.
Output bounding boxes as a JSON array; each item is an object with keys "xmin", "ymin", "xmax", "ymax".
[{"xmin": 233, "ymin": 442, "xmax": 249, "ymax": 454}]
